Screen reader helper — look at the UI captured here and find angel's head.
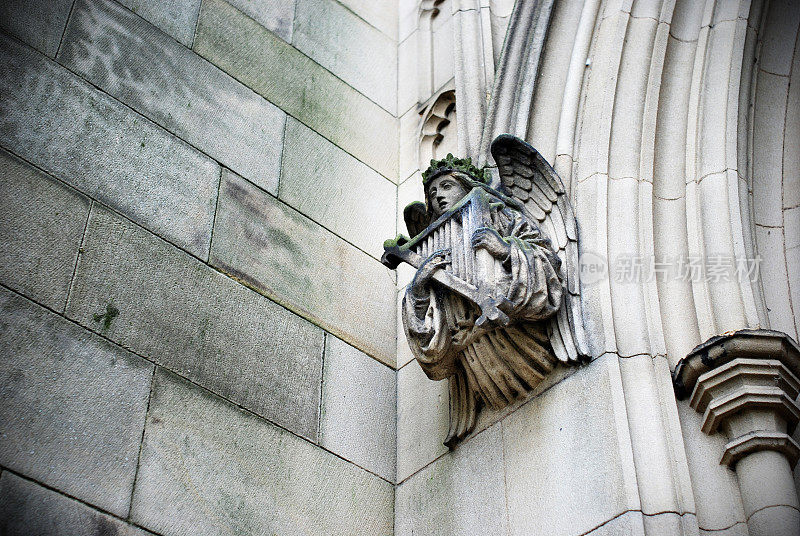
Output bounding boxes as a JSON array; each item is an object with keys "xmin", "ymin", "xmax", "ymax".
[{"xmin": 422, "ymin": 154, "xmax": 490, "ymax": 217}]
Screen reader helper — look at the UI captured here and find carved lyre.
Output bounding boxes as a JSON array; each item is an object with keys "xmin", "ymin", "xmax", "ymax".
[{"xmin": 383, "ymin": 187, "xmax": 512, "ymax": 329}]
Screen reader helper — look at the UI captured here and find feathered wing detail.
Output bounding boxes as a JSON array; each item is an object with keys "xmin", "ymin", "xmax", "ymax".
[
  {"xmin": 404, "ymin": 201, "xmax": 431, "ymax": 238},
  {"xmin": 491, "ymin": 134, "xmax": 590, "ymax": 363}
]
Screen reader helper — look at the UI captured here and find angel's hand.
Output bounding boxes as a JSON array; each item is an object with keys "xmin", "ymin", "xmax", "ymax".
[
  {"xmin": 410, "ymin": 251, "xmax": 450, "ymax": 301},
  {"xmin": 472, "ymin": 228, "xmax": 511, "ymax": 259}
]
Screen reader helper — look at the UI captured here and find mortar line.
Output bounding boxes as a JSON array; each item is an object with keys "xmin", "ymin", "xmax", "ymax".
[
  {"xmin": 63, "ymin": 200, "xmax": 93, "ymax": 315},
  {"xmin": 206, "ymin": 166, "xmax": 224, "ymax": 263},
  {"xmin": 126, "ymin": 364, "xmax": 157, "ymax": 521},
  {"xmin": 54, "ymin": 0, "xmax": 77, "ymax": 59},
  {"xmin": 275, "ymin": 114, "xmax": 289, "ymax": 196},
  {"xmin": 190, "ymin": 0, "xmax": 203, "ymax": 49},
  {"xmin": 317, "ymin": 332, "xmax": 327, "ymax": 442},
  {"xmin": 500, "ymin": 421, "xmax": 512, "ymax": 536}
]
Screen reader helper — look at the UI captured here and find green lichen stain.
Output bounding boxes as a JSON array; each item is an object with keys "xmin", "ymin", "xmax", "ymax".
[{"xmin": 92, "ymin": 303, "xmax": 119, "ymax": 330}]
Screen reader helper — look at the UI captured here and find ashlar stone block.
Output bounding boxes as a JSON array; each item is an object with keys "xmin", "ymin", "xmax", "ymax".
[
  {"xmin": 319, "ymin": 336, "xmax": 396, "ymax": 481},
  {"xmin": 396, "ymin": 359, "xmax": 450, "ymax": 482},
  {"xmin": 193, "ymin": 0, "xmax": 398, "ymax": 180},
  {"xmin": 397, "ymin": 31, "xmax": 419, "ymax": 116},
  {"xmin": 395, "ymin": 424, "xmax": 508, "ymax": 535},
  {"xmin": 752, "ymin": 70, "xmax": 789, "ymax": 228},
  {"xmin": 0, "ymin": 472, "xmax": 151, "ymax": 536},
  {"xmin": 0, "ymin": 0, "xmax": 73, "ymax": 57},
  {"xmin": 0, "ymin": 288, "xmax": 153, "ymax": 517},
  {"xmin": 293, "ymin": 0, "xmax": 397, "ymax": 113},
  {"xmin": 66, "ymin": 204, "xmax": 325, "ymax": 441},
  {"xmin": 503, "ymin": 354, "xmax": 638, "ymax": 536},
  {"xmin": 0, "ymin": 149, "xmax": 90, "ymax": 311},
  {"xmin": 210, "ymin": 170, "xmax": 396, "ymax": 366},
  {"xmin": 118, "ymin": 0, "xmax": 202, "ymax": 47},
  {"xmin": 60, "ymin": 0, "xmax": 286, "ymax": 195},
  {"xmin": 279, "ymin": 118, "xmax": 396, "ymax": 259},
  {"xmin": 338, "ymin": 0, "xmax": 398, "ymax": 40},
  {"xmin": 0, "ymin": 34, "xmax": 219, "ymax": 259},
  {"xmin": 130, "ymin": 369, "xmax": 394, "ymax": 536},
  {"xmin": 784, "ymin": 34, "xmax": 800, "ymax": 210}
]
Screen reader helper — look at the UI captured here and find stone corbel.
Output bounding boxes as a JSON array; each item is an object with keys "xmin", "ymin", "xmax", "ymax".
[{"xmin": 673, "ymin": 329, "xmax": 800, "ymax": 536}]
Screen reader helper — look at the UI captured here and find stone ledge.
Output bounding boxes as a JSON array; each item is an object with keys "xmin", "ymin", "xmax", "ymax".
[{"xmin": 721, "ymin": 431, "xmax": 800, "ymax": 467}]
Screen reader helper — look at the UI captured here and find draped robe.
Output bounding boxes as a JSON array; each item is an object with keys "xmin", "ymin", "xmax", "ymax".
[{"xmin": 402, "ymin": 200, "xmax": 564, "ymax": 445}]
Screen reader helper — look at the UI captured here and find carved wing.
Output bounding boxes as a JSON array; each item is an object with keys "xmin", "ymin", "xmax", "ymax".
[
  {"xmin": 491, "ymin": 134, "xmax": 590, "ymax": 363},
  {"xmin": 404, "ymin": 201, "xmax": 431, "ymax": 238}
]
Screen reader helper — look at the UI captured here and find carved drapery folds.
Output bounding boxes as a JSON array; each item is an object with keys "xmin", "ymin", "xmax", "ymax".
[
  {"xmin": 673, "ymin": 330, "xmax": 800, "ymax": 536},
  {"xmin": 384, "ymin": 135, "xmax": 588, "ymax": 445}
]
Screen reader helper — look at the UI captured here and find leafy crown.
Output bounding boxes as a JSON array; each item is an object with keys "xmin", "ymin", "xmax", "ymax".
[{"xmin": 421, "ymin": 153, "xmax": 490, "ymax": 184}]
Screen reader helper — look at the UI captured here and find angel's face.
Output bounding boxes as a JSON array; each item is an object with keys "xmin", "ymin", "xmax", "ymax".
[{"xmin": 427, "ymin": 174, "xmax": 469, "ymax": 216}]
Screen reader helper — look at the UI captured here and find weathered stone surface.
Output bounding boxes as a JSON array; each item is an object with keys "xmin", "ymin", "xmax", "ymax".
[
  {"xmin": 503, "ymin": 354, "xmax": 638, "ymax": 536},
  {"xmin": 319, "ymin": 336, "xmax": 396, "ymax": 481},
  {"xmin": 60, "ymin": 0, "xmax": 286, "ymax": 195},
  {"xmin": 0, "ymin": 288, "xmax": 153, "ymax": 517},
  {"xmin": 279, "ymin": 118, "xmax": 396, "ymax": 258},
  {"xmin": 396, "ymin": 360, "xmax": 449, "ymax": 481},
  {"xmin": 227, "ymin": 0, "xmax": 295, "ymax": 43},
  {"xmin": 396, "ymin": 291, "xmax": 415, "ymax": 368},
  {"xmin": 66, "ymin": 205, "xmax": 325, "ymax": 441},
  {"xmin": 758, "ymin": 0, "xmax": 800, "ymax": 77},
  {"xmin": 398, "ymin": 112, "xmax": 421, "ymax": 185},
  {"xmin": 0, "ymin": 149, "xmax": 90, "ymax": 311},
  {"xmin": 131, "ymin": 369, "xmax": 394, "ymax": 536},
  {"xmin": 0, "ymin": 35, "xmax": 219, "ymax": 258},
  {"xmin": 210, "ymin": 170, "xmax": 396, "ymax": 365},
  {"xmin": 0, "ymin": 472, "xmax": 150, "ymax": 536},
  {"xmin": 118, "ymin": 0, "xmax": 202, "ymax": 47},
  {"xmin": 395, "ymin": 425, "xmax": 508, "ymax": 535},
  {"xmin": 398, "ymin": 0, "xmax": 418, "ymax": 42},
  {"xmin": 397, "ymin": 31, "xmax": 418, "ymax": 115},
  {"xmin": 755, "ymin": 225, "xmax": 795, "ymax": 336},
  {"xmin": 193, "ymin": 0, "xmax": 398, "ymax": 180},
  {"xmin": 752, "ymin": 70, "xmax": 788, "ymax": 228},
  {"xmin": 293, "ymin": 0, "xmax": 397, "ymax": 113},
  {"xmin": 433, "ymin": 15, "xmax": 456, "ymax": 91},
  {"xmin": 676, "ymin": 402, "xmax": 747, "ymax": 532},
  {"xmin": 338, "ymin": 0, "xmax": 398, "ymax": 40},
  {"xmin": 0, "ymin": 0, "xmax": 73, "ymax": 57}
]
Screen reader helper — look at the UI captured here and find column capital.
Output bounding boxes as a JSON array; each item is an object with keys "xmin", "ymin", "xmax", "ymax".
[{"xmin": 673, "ymin": 329, "xmax": 800, "ymax": 400}]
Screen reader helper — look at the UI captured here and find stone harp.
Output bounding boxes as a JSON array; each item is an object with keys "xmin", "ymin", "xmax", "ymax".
[{"xmin": 382, "ymin": 187, "xmax": 511, "ymax": 327}]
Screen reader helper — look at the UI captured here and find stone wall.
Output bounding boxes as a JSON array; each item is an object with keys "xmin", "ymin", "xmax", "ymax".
[
  {"xmin": 0, "ymin": 1, "xmax": 398, "ymax": 534},
  {"xmin": 2, "ymin": 0, "xmax": 799, "ymax": 535}
]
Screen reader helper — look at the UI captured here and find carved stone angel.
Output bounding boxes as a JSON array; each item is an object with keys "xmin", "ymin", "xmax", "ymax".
[{"xmin": 383, "ymin": 135, "xmax": 588, "ymax": 446}]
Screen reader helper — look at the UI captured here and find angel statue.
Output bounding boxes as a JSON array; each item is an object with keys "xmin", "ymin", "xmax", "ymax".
[{"xmin": 382, "ymin": 134, "xmax": 589, "ymax": 446}]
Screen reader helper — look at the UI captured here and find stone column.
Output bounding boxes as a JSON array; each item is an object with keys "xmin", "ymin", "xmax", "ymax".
[{"xmin": 673, "ymin": 330, "xmax": 800, "ymax": 536}]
